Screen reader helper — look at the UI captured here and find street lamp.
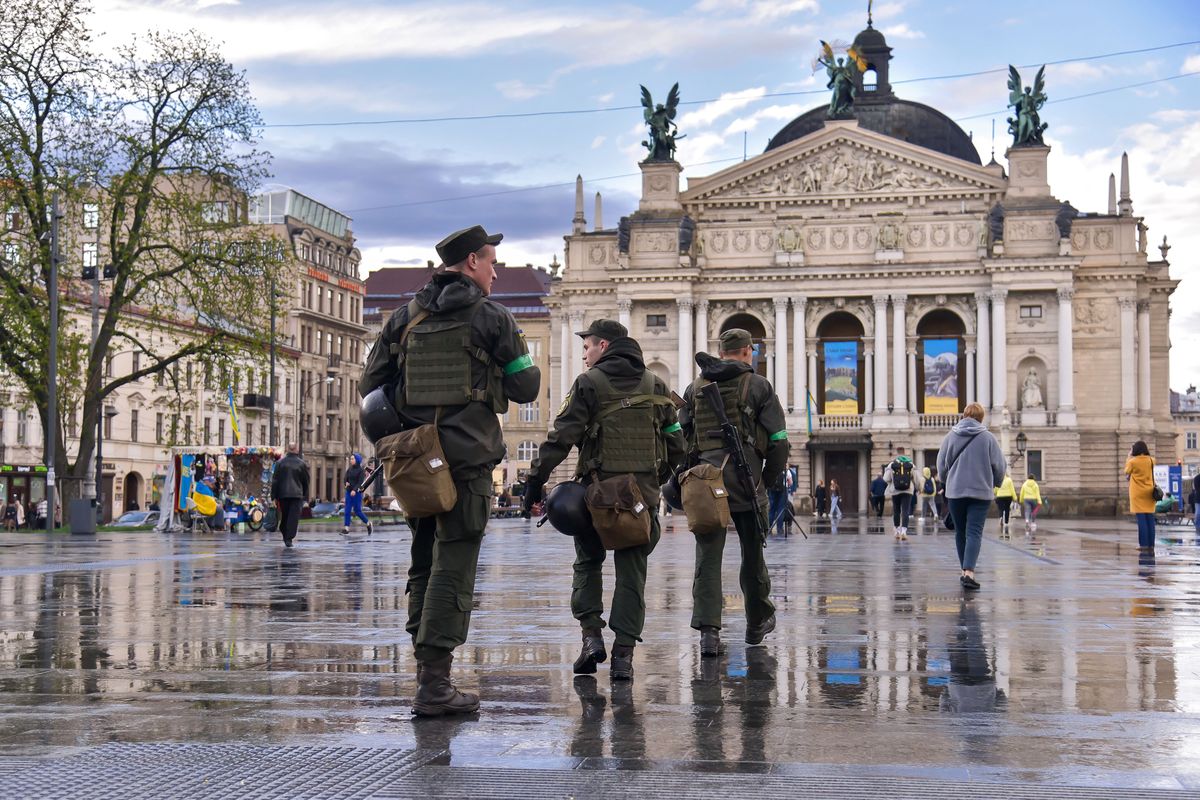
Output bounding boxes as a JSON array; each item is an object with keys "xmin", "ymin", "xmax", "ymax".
[
  {"xmin": 297, "ymin": 375, "xmax": 334, "ymax": 456},
  {"xmin": 1015, "ymin": 431, "xmax": 1028, "ymax": 476},
  {"xmin": 96, "ymin": 406, "xmax": 119, "ymax": 524}
]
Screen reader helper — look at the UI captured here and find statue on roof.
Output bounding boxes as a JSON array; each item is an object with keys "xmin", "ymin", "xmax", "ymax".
[
  {"xmin": 816, "ymin": 40, "xmax": 866, "ymax": 119},
  {"xmin": 1006, "ymin": 65, "xmax": 1048, "ymax": 146},
  {"xmin": 640, "ymin": 83, "xmax": 684, "ymax": 162}
]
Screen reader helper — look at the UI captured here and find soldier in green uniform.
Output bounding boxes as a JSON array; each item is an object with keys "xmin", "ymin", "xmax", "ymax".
[
  {"xmin": 680, "ymin": 328, "xmax": 790, "ymax": 657},
  {"xmin": 523, "ymin": 319, "xmax": 686, "ymax": 680},
  {"xmin": 360, "ymin": 225, "xmax": 540, "ymax": 716}
]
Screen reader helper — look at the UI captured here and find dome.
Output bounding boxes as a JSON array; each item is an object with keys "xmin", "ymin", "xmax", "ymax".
[{"xmin": 765, "ymin": 99, "xmax": 982, "ymax": 164}]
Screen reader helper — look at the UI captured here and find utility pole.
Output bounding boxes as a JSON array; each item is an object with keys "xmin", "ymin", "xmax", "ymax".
[
  {"xmin": 45, "ymin": 193, "xmax": 60, "ymax": 534},
  {"xmin": 269, "ymin": 275, "xmax": 277, "ymax": 445}
]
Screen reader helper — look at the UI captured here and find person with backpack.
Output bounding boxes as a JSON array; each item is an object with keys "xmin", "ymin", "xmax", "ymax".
[
  {"xmin": 918, "ymin": 467, "xmax": 937, "ymax": 520},
  {"xmin": 524, "ymin": 319, "xmax": 686, "ymax": 680},
  {"xmin": 678, "ymin": 329, "xmax": 789, "ymax": 658},
  {"xmin": 869, "ymin": 468, "xmax": 887, "ymax": 519},
  {"xmin": 360, "ymin": 224, "xmax": 541, "ymax": 716},
  {"xmin": 884, "ymin": 447, "xmax": 916, "ymax": 539}
]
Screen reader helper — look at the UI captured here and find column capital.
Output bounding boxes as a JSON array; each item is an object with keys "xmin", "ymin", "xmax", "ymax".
[
  {"xmin": 676, "ymin": 298, "xmax": 694, "ymax": 311},
  {"xmin": 988, "ymin": 288, "xmax": 1009, "ymax": 302},
  {"xmin": 891, "ymin": 293, "xmax": 908, "ymax": 304},
  {"xmin": 790, "ymin": 295, "xmax": 807, "ymax": 307},
  {"xmin": 974, "ymin": 289, "xmax": 990, "ymax": 303},
  {"xmin": 1137, "ymin": 299, "xmax": 1151, "ymax": 314},
  {"xmin": 864, "ymin": 347, "xmax": 874, "ymax": 357},
  {"xmin": 873, "ymin": 294, "xmax": 889, "ymax": 307},
  {"xmin": 694, "ymin": 298, "xmax": 709, "ymax": 311},
  {"xmin": 774, "ymin": 296, "xmax": 789, "ymax": 311},
  {"xmin": 568, "ymin": 309, "xmax": 585, "ymax": 322},
  {"xmin": 1118, "ymin": 296, "xmax": 1137, "ymax": 311},
  {"xmin": 616, "ymin": 297, "xmax": 632, "ymax": 312},
  {"xmin": 1056, "ymin": 287, "xmax": 1075, "ymax": 302}
]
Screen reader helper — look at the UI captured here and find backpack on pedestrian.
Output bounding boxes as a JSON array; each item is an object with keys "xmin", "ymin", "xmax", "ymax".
[
  {"xmin": 891, "ymin": 460, "xmax": 913, "ymax": 492},
  {"xmin": 923, "ymin": 475, "xmax": 934, "ymax": 495}
]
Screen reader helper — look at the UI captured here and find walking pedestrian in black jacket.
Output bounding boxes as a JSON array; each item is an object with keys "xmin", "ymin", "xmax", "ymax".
[{"xmin": 271, "ymin": 444, "xmax": 310, "ymax": 548}]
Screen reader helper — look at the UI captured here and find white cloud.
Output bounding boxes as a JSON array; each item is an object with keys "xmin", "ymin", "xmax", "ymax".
[
  {"xmin": 722, "ymin": 103, "xmax": 806, "ymax": 137},
  {"xmin": 596, "ymin": 92, "xmax": 616, "ymax": 104},
  {"xmin": 496, "ymin": 79, "xmax": 554, "ymax": 101},
  {"xmin": 1183, "ymin": 53, "xmax": 1200, "ymax": 73},
  {"xmin": 591, "ymin": 135, "xmax": 607, "ymax": 149},
  {"xmin": 881, "ymin": 23, "xmax": 924, "ymax": 39},
  {"xmin": 252, "ymin": 81, "xmax": 411, "ymax": 114},
  {"xmin": 678, "ymin": 87, "xmax": 766, "ymax": 129}
]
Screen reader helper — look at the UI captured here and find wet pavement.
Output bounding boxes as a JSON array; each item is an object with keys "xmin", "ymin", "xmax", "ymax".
[{"xmin": 1, "ymin": 513, "xmax": 1199, "ymax": 797}]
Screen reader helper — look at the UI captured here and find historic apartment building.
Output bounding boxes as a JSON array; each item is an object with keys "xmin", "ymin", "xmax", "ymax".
[
  {"xmin": 364, "ymin": 263, "xmax": 553, "ymax": 492},
  {"xmin": 547, "ymin": 23, "xmax": 1176, "ymax": 514},
  {"xmin": 1172, "ymin": 387, "xmax": 1200, "ymax": 475}
]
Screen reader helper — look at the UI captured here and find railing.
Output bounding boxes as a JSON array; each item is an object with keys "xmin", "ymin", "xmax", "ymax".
[
  {"xmin": 327, "ymin": 353, "xmax": 343, "ymax": 368},
  {"xmin": 919, "ymin": 414, "xmax": 959, "ymax": 429},
  {"xmin": 816, "ymin": 414, "xmax": 863, "ymax": 430},
  {"xmin": 1011, "ymin": 411, "xmax": 1057, "ymax": 427},
  {"xmin": 325, "ymin": 394, "xmax": 343, "ymax": 411}
]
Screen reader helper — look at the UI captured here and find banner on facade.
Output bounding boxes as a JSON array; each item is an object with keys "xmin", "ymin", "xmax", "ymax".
[
  {"xmin": 823, "ymin": 341, "xmax": 858, "ymax": 414},
  {"xmin": 923, "ymin": 338, "xmax": 959, "ymax": 414}
]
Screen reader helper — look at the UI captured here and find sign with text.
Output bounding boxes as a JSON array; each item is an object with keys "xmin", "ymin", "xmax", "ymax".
[
  {"xmin": 923, "ymin": 338, "xmax": 959, "ymax": 414},
  {"xmin": 823, "ymin": 341, "xmax": 858, "ymax": 414}
]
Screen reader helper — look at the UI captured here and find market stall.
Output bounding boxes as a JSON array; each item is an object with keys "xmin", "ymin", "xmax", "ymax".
[{"xmin": 156, "ymin": 446, "xmax": 283, "ymax": 533}]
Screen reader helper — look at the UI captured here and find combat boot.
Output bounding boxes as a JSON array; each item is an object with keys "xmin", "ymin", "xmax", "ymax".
[
  {"xmin": 745, "ymin": 613, "xmax": 776, "ymax": 645},
  {"xmin": 610, "ymin": 644, "xmax": 635, "ymax": 681},
  {"xmin": 412, "ymin": 653, "xmax": 479, "ymax": 717},
  {"xmin": 573, "ymin": 627, "xmax": 607, "ymax": 674},
  {"xmin": 699, "ymin": 626, "xmax": 725, "ymax": 657}
]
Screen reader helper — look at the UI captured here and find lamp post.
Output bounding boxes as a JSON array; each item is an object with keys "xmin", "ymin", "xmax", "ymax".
[
  {"xmin": 297, "ymin": 375, "xmax": 333, "ymax": 456},
  {"xmin": 96, "ymin": 406, "xmax": 118, "ymax": 524},
  {"xmin": 1016, "ymin": 431, "xmax": 1028, "ymax": 478},
  {"xmin": 268, "ymin": 275, "xmax": 278, "ymax": 446}
]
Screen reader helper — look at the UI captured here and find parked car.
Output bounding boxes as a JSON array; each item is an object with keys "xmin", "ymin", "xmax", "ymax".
[
  {"xmin": 310, "ymin": 502, "xmax": 343, "ymax": 519},
  {"xmin": 111, "ymin": 510, "xmax": 160, "ymax": 528}
]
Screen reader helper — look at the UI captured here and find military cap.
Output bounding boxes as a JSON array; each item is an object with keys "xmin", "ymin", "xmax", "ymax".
[
  {"xmin": 719, "ymin": 328, "xmax": 753, "ymax": 352},
  {"xmin": 575, "ymin": 318, "xmax": 628, "ymax": 341},
  {"xmin": 435, "ymin": 225, "xmax": 503, "ymax": 266}
]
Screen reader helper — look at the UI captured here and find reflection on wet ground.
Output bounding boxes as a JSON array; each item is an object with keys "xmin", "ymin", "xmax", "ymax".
[{"xmin": 1, "ymin": 513, "xmax": 1199, "ymax": 789}]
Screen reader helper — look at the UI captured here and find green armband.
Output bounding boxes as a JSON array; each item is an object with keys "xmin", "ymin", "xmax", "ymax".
[
  {"xmin": 769, "ymin": 430, "xmax": 788, "ymax": 441},
  {"xmin": 662, "ymin": 422, "xmax": 682, "ymax": 434},
  {"xmin": 503, "ymin": 353, "xmax": 534, "ymax": 375}
]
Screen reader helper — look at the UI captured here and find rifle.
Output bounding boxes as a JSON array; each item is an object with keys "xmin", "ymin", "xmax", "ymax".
[
  {"xmin": 355, "ymin": 459, "xmax": 384, "ymax": 495},
  {"xmin": 699, "ymin": 381, "xmax": 769, "ymax": 542}
]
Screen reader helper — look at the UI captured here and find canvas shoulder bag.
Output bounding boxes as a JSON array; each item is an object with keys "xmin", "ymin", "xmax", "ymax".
[{"xmin": 680, "ymin": 456, "xmax": 731, "ymax": 536}]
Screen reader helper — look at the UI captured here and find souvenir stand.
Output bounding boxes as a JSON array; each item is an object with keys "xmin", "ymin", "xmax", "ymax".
[{"xmin": 156, "ymin": 446, "xmax": 283, "ymax": 533}]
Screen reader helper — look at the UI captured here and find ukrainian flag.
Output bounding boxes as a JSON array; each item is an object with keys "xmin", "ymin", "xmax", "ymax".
[{"xmin": 227, "ymin": 386, "xmax": 241, "ymax": 444}]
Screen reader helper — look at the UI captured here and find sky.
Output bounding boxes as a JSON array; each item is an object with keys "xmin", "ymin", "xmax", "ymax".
[{"xmin": 91, "ymin": 0, "xmax": 1200, "ymax": 384}]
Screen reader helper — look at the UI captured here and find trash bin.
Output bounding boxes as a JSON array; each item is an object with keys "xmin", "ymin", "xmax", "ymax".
[{"xmin": 69, "ymin": 498, "xmax": 97, "ymax": 535}]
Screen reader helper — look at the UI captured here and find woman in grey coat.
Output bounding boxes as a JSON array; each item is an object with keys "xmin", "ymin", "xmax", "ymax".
[{"xmin": 936, "ymin": 403, "xmax": 1007, "ymax": 590}]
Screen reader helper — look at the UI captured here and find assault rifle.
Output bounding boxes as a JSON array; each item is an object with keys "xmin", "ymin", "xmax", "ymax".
[
  {"xmin": 356, "ymin": 459, "xmax": 384, "ymax": 495},
  {"xmin": 699, "ymin": 381, "xmax": 769, "ymax": 542}
]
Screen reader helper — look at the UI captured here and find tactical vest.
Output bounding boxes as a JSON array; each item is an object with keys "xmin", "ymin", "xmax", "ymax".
[
  {"xmin": 390, "ymin": 299, "xmax": 507, "ymax": 413},
  {"xmin": 576, "ymin": 370, "xmax": 671, "ymax": 476},
  {"xmin": 689, "ymin": 372, "xmax": 764, "ymax": 458}
]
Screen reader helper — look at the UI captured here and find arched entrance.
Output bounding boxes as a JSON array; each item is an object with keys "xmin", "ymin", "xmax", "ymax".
[
  {"xmin": 123, "ymin": 472, "xmax": 143, "ymax": 511},
  {"xmin": 916, "ymin": 309, "xmax": 966, "ymax": 414},
  {"xmin": 814, "ymin": 311, "xmax": 867, "ymax": 514},
  {"xmin": 719, "ymin": 313, "xmax": 768, "ymax": 377}
]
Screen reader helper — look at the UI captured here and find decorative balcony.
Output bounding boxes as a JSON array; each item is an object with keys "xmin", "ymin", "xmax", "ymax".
[
  {"xmin": 816, "ymin": 414, "xmax": 863, "ymax": 430},
  {"xmin": 918, "ymin": 414, "xmax": 959, "ymax": 429}
]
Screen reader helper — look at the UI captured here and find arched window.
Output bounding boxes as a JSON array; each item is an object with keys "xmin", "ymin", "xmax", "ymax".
[{"xmin": 916, "ymin": 310, "xmax": 966, "ymax": 414}]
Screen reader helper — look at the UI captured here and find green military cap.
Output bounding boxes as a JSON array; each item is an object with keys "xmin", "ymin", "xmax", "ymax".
[
  {"xmin": 435, "ymin": 225, "xmax": 503, "ymax": 266},
  {"xmin": 575, "ymin": 318, "xmax": 628, "ymax": 341},
  {"xmin": 719, "ymin": 328, "xmax": 753, "ymax": 352}
]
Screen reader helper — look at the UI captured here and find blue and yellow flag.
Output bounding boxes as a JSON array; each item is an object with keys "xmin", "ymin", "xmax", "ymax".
[
  {"xmin": 805, "ymin": 391, "xmax": 815, "ymax": 436},
  {"xmin": 227, "ymin": 386, "xmax": 241, "ymax": 444}
]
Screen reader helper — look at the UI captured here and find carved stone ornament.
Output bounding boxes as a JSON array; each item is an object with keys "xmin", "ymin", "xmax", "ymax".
[
  {"xmin": 729, "ymin": 144, "xmax": 949, "ymax": 198},
  {"xmin": 931, "ymin": 224, "xmax": 949, "ymax": 247},
  {"xmin": 589, "ymin": 244, "xmax": 607, "ymax": 264},
  {"xmin": 1094, "ymin": 228, "xmax": 1113, "ymax": 250},
  {"xmin": 806, "ymin": 229, "xmax": 825, "ymax": 251},
  {"xmin": 777, "ymin": 225, "xmax": 802, "ymax": 253},
  {"xmin": 733, "ymin": 230, "xmax": 750, "ymax": 252},
  {"xmin": 1073, "ymin": 297, "xmax": 1113, "ymax": 333},
  {"xmin": 1071, "ymin": 230, "xmax": 1087, "ymax": 250},
  {"xmin": 853, "ymin": 226, "xmax": 871, "ymax": 249},
  {"xmin": 831, "ymin": 227, "xmax": 849, "ymax": 250},
  {"xmin": 710, "ymin": 232, "xmax": 728, "ymax": 253},
  {"xmin": 877, "ymin": 222, "xmax": 901, "ymax": 250},
  {"xmin": 755, "ymin": 230, "xmax": 774, "ymax": 252},
  {"xmin": 955, "ymin": 223, "xmax": 974, "ymax": 247}
]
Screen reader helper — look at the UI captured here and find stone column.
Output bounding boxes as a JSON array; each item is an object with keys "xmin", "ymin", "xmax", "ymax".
[
  {"xmin": 808, "ymin": 349, "xmax": 818, "ymax": 414},
  {"xmin": 617, "ymin": 297, "xmax": 632, "ymax": 330},
  {"xmin": 873, "ymin": 295, "xmax": 889, "ymax": 414},
  {"xmin": 864, "ymin": 348, "xmax": 874, "ymax": 415},
  {"xmin": 774, "ymin": 297, "xmax": 789, "ymax": 411},
  {"xmin": 1137, "ymin": 300, "xmax": 1151, "ymax": 414},
  {"xmin": 568, "ymin": 309, "xmax": 584, "ymax": 382},
  {"xmin": 990, "ymin": 289, "xmax": 1008, "ymax": 411},
  {"xmin": 965, "ymin": 346, "xmax": 976, "ymax": 404},
  {"xmin": 694, "ymin": 299, "xmax": 708, "ymax": 357},
  {"xmin": 892, "ymin": 294, "xmax": 908, "ymax": 413},
  {"xmin": 975, "ymin": 291, "xmax": 991, "ymax": 409},
  {"xmin": 1056, "ymin": 288, "xmax": 1076, "ymax": 423},
  {"xmin": 907, "ymin": 346, "xmax": 917, "ymax": 412},
  {"xmin": 676, "ymin": 298, "xmax": 693, "ymax": 387},
  {"xmin": 1119, "ymin": 297, "xmax": 1136, "ymax": 414},
  {"xmin": 792, "ymin": 297, "xmax": 806, "ymax": 414}
]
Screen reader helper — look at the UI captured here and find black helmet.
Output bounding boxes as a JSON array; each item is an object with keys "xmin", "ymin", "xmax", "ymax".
[
  {"xmin": 359, "ymin": 387, "xmax": 403, "ymax": 444},
  {"xmin": 661, "ymin": 470, "xmax": 683, "ymax": 511},
  {"xmin": 543, "ymin": 481, "xmax": 594, "ymax": 537}
]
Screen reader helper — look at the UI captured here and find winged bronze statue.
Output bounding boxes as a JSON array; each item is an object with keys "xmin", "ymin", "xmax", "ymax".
[
  {"xmin": 640, "ymin": 83, "xmax": 684, "ymax": 162},
  {"xmin": 816, "ymin": 39, "xmax": 866, "ymax": 118},
  {"xmin": 1007, "ymin": 65, "xmax": 1048, "ymax": 146}
]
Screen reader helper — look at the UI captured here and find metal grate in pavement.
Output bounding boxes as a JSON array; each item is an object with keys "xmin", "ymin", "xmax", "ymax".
[
  {"xmin": 0, "ymin": 744, "xmax": 427, "ymax": 800},
  {"xmin": 378, "ymin": 766, "xmax": 1200, "ymax": 800}
]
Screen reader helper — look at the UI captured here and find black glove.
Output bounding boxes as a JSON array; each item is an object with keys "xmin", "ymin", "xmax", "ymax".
[{"xmin": 521, "ymin": 479, "xmax": 545, "ymax": 518}]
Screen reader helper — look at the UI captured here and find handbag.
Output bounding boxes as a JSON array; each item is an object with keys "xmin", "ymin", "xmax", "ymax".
[{"xmin": 1152, "ymin": 485, "xmax": 1164, "ymax": 502}]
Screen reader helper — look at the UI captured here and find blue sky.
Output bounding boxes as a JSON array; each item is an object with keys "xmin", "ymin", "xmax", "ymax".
[{"xmin": 94, "ymin": 0, "xmax": 1200, "ymax": 382}]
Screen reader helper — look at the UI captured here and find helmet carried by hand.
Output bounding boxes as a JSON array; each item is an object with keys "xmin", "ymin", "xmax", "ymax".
[{"xmin": 543, "ymin": 481, "xmax": 594, "ymax": 537}]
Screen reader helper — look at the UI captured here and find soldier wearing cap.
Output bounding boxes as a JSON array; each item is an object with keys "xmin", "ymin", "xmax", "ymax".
[
  {"xmin": 360, "ymin": 224, "xmax": 541, "ymax": 716},
  {"xmin": 523, "ymin": 319, "xmax": 686, "ymax": 680},
  {"xmin": 680, "ymin": 328, "xmax": 789, "ymax": 657}
]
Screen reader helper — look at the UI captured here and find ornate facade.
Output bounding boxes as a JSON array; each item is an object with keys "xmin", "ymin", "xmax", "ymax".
[{"xmin": 547, "ymin": 26, "xmax": 1176, "ymax": 514}]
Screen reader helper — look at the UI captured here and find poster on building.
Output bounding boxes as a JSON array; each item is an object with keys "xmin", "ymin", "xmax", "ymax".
[
  {"xmin": 923, "ymin": 338, "xmax": 959, "ymax": 414},
  {"xmin": 823, "ymin": 341, "xmax": 858, "ymax": 414}
]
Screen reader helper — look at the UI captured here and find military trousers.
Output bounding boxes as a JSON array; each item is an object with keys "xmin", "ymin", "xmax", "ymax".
[
  {"xmin": 405, "ymin": 476, "xmax": 491, "ymax": 662},
  {"xmin": 690, "ymin": 509, "xmax": 775, "ymax": 630},
  {"xmin": 571, "ymin": 514, "xmax": 661, "ymax": 647}
]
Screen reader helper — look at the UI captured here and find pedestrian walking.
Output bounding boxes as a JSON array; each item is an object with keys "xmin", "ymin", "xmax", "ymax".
[
  {"xmin": 936, "ymin": 403, "xmax": 1006, "ymax": 591},
  {"xmin": 1124, "ymin": 440, "xmax": 1157, "ymax": 551},
  {"xmin": 524, "ymin": 319, "xmax": 684, "ymax": 680},
  {"xmin": 918, "ymin": 467, "xmax": 937, "ymax": 520},
  {"xmin": 767, "ymin": 472, "xmax": 789, "ymax": 536},
  {"xmin": 270, "ymin": 443, "xmax": 310, "ymax": 548},
  {"xmin": 680, "ymin": 329, "xmax": 788, "ymax": 657},
  {"xmin": 813, "ymin": 479, "xmax": 828, "ymax": 518},
  {"xmin": 341, "ymin": 453, "xmax": 373, "ymax": 536},
  {"xmin": 994, "ymin": 473, "xmax": 1016, "ymax": 538},
  {"xmin": 1018, "ymin": 475, "xmax": 1042, "ymax": 535},
  {"xmin": 3, "ymin": 497, "xmax": 16, "ymax": 531},
  {"xmin": 884, "ymin": 447, "xmax": 916, "ymax": 539},
  {"xmin": 13, "ymin": 495, "xmax": 25, "ymax": 529},
  {"xmin": 869, "ymin": 468, "xmax": 887, "ymax": 518},
  {"xmin": 829, "ymin": 479, "xmax": 843, "ymax": 520},
  {"xmin": 360, "ymin": 224, "xmax": 540, "ymax": 716}
]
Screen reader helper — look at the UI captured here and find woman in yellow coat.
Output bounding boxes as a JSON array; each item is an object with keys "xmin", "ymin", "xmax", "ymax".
[
  {"xmin": 1017, "ymin": 476, "xmax": 1042, "ymax": 534},
  {"xmin": 1124, "ymin": 440, "xmax": 1157, "ymax": 550},
  {"xmin": 994, "ymin": 474, "xmax": 1016, "ymax": 537}
]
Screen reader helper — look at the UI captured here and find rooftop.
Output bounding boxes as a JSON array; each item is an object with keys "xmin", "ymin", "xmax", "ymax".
[{"xmin": 249, "ymin": 186, "xmax": 352, "ymax": 239}]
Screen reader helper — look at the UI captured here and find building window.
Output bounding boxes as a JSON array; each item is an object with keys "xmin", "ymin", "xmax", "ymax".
[
  {"xmin": 1019, "ymin": 305, "xmax": 1042, "ymax": 319},
  {"xmin": 646, "ymin": 314, "xmax": 667, "ymax": 328},
  {"xmin": 185, "ymin": 415, "xmax": 192, "ymax": 441},
  {"xmin": 284, "ymin": 427, "xmax": 291, "ymax": 448},
  {"xmin": 186, "ymin": 362, "xmax": 193, "ymax": 389},
  {"xmin": 1188, "ymin": 432, "xmax": 1198, "ymax": 450},
  {"xmin": 156, "ymin": 413, "xmax": 164, "ymax": 444},
  {"xmin": 132, "ymin": 352, "xmax": 140, "ymax": 376},
  {"xmin": 517, "ymin": 440, "xmax": 539, "ymax": 461},
  {"xmin": 285, "ymin": 377, "xmax": 292, "ymax": 403},
  {"xmin": 201, "ymin": 201, "xmax": 230, "ymax": 224},
  {"xmin": 105, "ymin": 353, "xmax": 113, "ymax": 377},
  {"xmin": 1026, "ymin": 450, "xmax": 1043, "ymax": 481},
  {"xmin": 203, "ymin": 417, "xmax": 211, "ymax": 445},
  {"xmin": 83, "ymin": 202, "xmax": 99, "ymax": 230},
  {"xmin": 82, "ymin": 242, "xmax": 98, "ymax": 270},
  {"xmin": 218, "ymin": 418, "xmax": 225, "ymax": 445},
  {"xmin": 130, "ymin": 409, "xmax": 138, "ymax": 442},
  {"xmin": 104, "ymin": 411, "xmax": 113, "ymax": 439},
  {"xmin": 519, "ymin": 402, "xmax": 539, "ymax": 423},
  {"xmin": 3, "ymin": 243, "xmax": 20, "ymax": 264},
  {"xmin": 260, "ymin": 424, "xmax": 266, "ymax": 445},
  {"xmin": 246, "ymin": 423, "xmax": 252, "ymax": 445},
  {"xmin": 16, "ymin": 410, "xmax": 27, "ymax": 444},
  {"xmin": 527, "ymin": 339, "xmax": 542, "ymax": 358}
]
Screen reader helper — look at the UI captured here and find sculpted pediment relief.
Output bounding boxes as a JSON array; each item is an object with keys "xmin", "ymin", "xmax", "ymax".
[{"xmin": 686, "ymin": 135, "xmax": 1000, "ymax": 204}]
